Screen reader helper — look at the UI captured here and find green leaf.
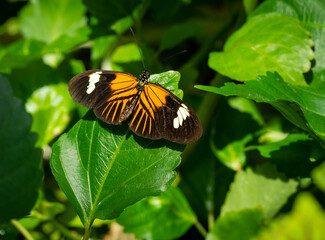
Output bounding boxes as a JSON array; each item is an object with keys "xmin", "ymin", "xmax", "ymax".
[
  {"xmin": 221, "ymin": 165, "xmax": 298, "ymax": 220},
  {"xmin": 25, "ymin": 83, "xmax": 75, "ymax": 147},
  {"xmin": 207, "ymin": 208, "xmax": 263, "ymax": 240},
  {"xmin": 251, "ymin": 0, "xmax": 325, "ymax": 88},
  {"xmin": 0, "ymin": 39, "xmax": 45, "ymax": 73},
  {"xmin": 312, "ymin": 161, "xmax": 325, "ymax": 192},
  {"xmin": 50, "ymin": 72, "xmax": 184, "ymax": 226},
  {"xmin": 208, "ymin": 13, "xmax": 313, "ymax": 85},
  {"xmin": 19, "ymin": 0, "xmax": 88, "ymax": 44},
  {"xmin": 254, "ymin": 133, "xmax": 319, "ymax": 178},
  {"xmin": 196, "ymin": 72, "xmax": 325, "ymax": 146},
  {"xmin": 111, "ymin": 43, "xmax": 142, "ymax": 73},
  {"xmin": 0, "ymin": 75, "xmax": 42, "ymax": 222},
  {"xmin": 255, "ymin": 133, "xmax": 311, "ymax": 158},
  {"xmin": 117, "ymin": 186, "xmax": 196, "ymax": 239},
  {"xmin": 255, "ymin": 193, "xmax": 325, "ymax": 240},
  {"xmin": 160, "ymin": 23, "xmax": 202, "ymax": 50}
]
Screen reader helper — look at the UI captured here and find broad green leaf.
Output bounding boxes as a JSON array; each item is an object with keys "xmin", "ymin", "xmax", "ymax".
[
  {"xmin": 117, "ymin": 186, "xmax": 196, "ymax": 240},
  {"xmin": 0, "ymin": 39, "xmax": 45, "ymax": 73},
  {"xmin": 207, "ymin": 208, "xmax": 263, "ymax": 240},
  {"xmin": 160, "ymin": 23, "xmax": 202, "ymax": 50},
  {"xmin": 312, "ymin": 161, "xmax": 325, "ymax": 192},
  {"xmin": 0, "ymin": 75, "xmax": 42, "ymax": 222},
  {"xmin": 251, "ymin": 0, "xmax": 325, "ymax": 88},
  {"xmin": 221, "ymin": 165, "xmax": 298, "ymax": 220},
  {"xmin": 50, "ymin": 72, "xmax": 184, "ymax": 226},
  {"xmin": 19, "ymin": 0, "xmax": 88, "ymax": 44},
  {"xmin": 196, "ymin": 72, "xmax": 325, "ymax": 146},
  {"xmin": 25, "ymin": 83, "xmax": 75, "ymax": 147},
  {"xmin": 255, "ymin": 193, "xmax": 325, "ymax": 240},
  {"xmin": 208, "ymin": 13, "xmax": 313, "ymax": 85}
]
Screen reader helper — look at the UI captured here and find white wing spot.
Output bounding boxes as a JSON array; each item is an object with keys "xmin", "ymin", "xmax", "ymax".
[
  {"xmin": 86, "ymin": 71, "xmax": 102, "ymax": 94},
  {"xmin": 173, "ymin": 104, "xmax": 190, "ymax": 129}
]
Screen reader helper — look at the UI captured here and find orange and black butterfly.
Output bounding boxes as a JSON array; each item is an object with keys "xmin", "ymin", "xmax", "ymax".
[{"xmin": 68, "ymin": 70, "xmax": 202, "ymax": 144}]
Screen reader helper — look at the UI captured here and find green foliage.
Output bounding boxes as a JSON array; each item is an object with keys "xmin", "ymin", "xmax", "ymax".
[
  {"xmin": 1, "ymin": 0, "xmax": 325, "ymax": 239},
  {"xmin": 0, "ymin": 75, "xmax": 42, "ymax": 222},
  {"xmin": 255, "ymin": 193, "xmax": 325, "ymax": 240},
  {"xmin": 221, "ymin": 165, "xmax": 298, "ymax": 220},
  {"xmin": 207, "ymin": 208, "xmax": 263, "ymax": 240},
  {"xmin": 117, "ymin": 186, "xmax": 196, "ymax": 239},
  {"xmin": 19, "ymin": 0, "xmax": 89, "ymax": 46},
  {"xmin": 196, "ymin": 72, "xmax": 325, "ymax": 146},
  {"xmin": 208, "ymin": 13, "xmax": 314, "ymax": 85}
]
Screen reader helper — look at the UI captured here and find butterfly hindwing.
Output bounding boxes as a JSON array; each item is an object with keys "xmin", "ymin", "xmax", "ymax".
[
  {"xmin": 129, "ymin": 83, "xmax": 202, "ymax": 144},
  {"xmin": 69, "ymin": 70, "xmax": 139, "ymax": 124}
]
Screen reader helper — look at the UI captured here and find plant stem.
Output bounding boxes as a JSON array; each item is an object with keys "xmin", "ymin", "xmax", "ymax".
[
  {"xmin": 51, "ymin": 219, "xmax": 81, "ymax": 240},
  {"xmin": 83, "ymin": 223, "xmax": 93, "ymax": 240},
  {"xmin": 10, "ymin": 219, "xmax": 34, "ymax": 240},
  {"xmin": 194, "ymin": 220, "xmax": 208, "ymax": 238}
]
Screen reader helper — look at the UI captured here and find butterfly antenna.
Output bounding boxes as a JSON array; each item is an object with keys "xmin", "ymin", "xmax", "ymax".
[
  {"xmin": 130, "ymin": 27, "xmax": 146, "ymax": 70},
  {"xmin": 162, "ymin": 50, "xmax": 187, "ymax": 63}
]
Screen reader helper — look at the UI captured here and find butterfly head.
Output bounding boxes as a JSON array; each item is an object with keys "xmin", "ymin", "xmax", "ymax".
[{"xmin": 139, "ymin": 70, "xmax": 150, "ymax": 85}]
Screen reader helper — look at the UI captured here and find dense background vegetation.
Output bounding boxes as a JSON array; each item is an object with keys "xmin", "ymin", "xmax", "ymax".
[{"xmin": 1, "ymin": 0, "xmax": 325, "ymax": 239}]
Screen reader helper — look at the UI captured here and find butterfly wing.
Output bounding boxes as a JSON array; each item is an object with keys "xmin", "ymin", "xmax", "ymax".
[
  {"xmin": 69, "ymin": 70, "xmax": 139, "ymax": 124},
  {"xmin": 129, "ymin": 83, "xmax": 202, "ymax": 144}
]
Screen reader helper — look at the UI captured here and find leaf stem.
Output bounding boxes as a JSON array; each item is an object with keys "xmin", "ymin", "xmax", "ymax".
[
  {"xmin": 10, "ymin": 219, "xmax": 34, "ymax": 240},
  {"xmin": 194, "ymin": 220, "xmax": 208, "ymax": 238},
  {"xmin": 83, "ymin": 223, "xmax": 92, "ymax": 240}
]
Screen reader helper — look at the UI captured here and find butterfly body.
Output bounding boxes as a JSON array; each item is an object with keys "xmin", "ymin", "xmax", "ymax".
[{"xmin": 69, "ymin": 70, "xmax": 202, "ymax": 144}]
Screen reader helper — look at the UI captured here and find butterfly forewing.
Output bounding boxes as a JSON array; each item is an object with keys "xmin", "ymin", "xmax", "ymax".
[
  {"xmin": 68, "ymin": 70, "xmax": 139, "ymax": 124},
  {"xmin": 129, "ymin": 83, "xmax": 202, "ymax": 144}
]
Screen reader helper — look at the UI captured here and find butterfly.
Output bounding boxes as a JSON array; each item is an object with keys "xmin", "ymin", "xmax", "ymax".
[{"xmin": 68, "ymin": 69, "xmax": 202, "ymax": 144}]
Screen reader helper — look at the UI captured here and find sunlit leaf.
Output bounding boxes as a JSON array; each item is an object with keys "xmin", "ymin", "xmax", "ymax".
[
  {"xmin": 0, "ymin": 75, "xmax": 42, "ymax": 222},
  {"xmin": 251, "ymin": 0, "xmax": 325, "ymax": 88},
  {"xmin": 25, "ymin": 83, "xmax": 75, "ymax": 147},
  {"xmin": 221, "ymin": 164, "xmax": 298, "ymax": 220},
  {"xmin": 256, "ymin": 193, "xmax": 325, "ymax": 240},
  {"xmin": 0, "ymin": 39, "xmax": 45, "ymax": 73},
  {"xmin": 19, "ymin": 0, "xmax": 88, "ymax": 44},
  {"xmin": 312, "ymin": 161, "xmax": 325, "ymax": 192},
  {"xmin": 196, "ymin": 72, "xmax": 325, "ymax": 146},
  {"xmin": 208, "ymin": 13, "xmax": 314, "ymax": 85},
  {"xmin": 207, "ymin": 208, "xmax": 263, "ymax": 240},
  {"xmin": 117, "ymin": 186, "xmax": 196, "ymax": 239}
]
